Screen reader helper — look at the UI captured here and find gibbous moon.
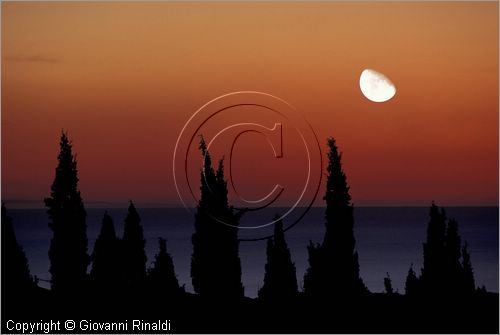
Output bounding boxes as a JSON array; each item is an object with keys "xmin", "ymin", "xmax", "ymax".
[{"xmin": 359, "ymin": 69, "xmax": 396, "ymax": 102}]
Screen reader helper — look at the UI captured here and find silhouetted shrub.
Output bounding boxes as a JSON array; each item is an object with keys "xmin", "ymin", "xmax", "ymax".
[
  {"xmin": 384, "ymin": 273, "xmax": 394, "ymax": 295},
  {"xmin": 1, "ymin": 204, "xmax": 36, "ymax": 297},
  {"xmin": 404, "ymin": 264, "xmax": 419, "ymax": 296},
  {"xmin": 148, "ymin": 237, "xmax": 181, "ymax": 297},
  {"xmin": 258, "ymin": 216, "xmax": 298, "ymax": 301},
  {"xmin": 90, "ymin": 212, "xmax": 123, "ymax": 294}
]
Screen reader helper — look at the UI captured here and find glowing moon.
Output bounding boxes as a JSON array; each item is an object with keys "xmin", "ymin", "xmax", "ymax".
[{"xmin": 359, "ymin": 69, "xmax": 396, "ymax": 102}]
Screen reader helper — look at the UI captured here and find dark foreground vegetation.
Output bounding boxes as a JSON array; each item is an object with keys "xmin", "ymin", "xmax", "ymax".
[
  {"xmin": 2, "ymin": 132, "xmax": 498, "ymax": 333},
  {"xmin": 4, "ymin": 288, "xmax": 499, "ymax": 333}
]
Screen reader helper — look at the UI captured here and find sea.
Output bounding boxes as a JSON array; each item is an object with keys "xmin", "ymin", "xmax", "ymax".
[{"xmin": 8, "ymin": 206, "xmax": 499, "ymax": 298}]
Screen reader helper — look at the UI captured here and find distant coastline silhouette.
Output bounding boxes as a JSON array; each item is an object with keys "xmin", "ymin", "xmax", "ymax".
[{"xmin": 2, "ymin": 131, "xmax": 498, "ymax": 333}]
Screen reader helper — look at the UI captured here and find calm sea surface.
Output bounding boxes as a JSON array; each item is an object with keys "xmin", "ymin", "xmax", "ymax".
[{"xmin": 9, "ymin": 207, "xmax": 498, "ymax": 297}]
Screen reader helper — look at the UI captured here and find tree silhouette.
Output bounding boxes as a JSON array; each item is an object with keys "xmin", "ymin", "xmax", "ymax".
[
  {"xmin": 444, "ymin": 218, "xmax": 462, "ymax": 294},
  {"xmin": 404, "ymin": 264, "xmax": 419, "ymax": 296},
  {"xmin": 44, "ymin": 131, "xmax": 88, "ymax": 294},
  {"xmin": 303, "ymin": 241, "xmax": 323, "ymax": 297},
  {"xmin": 304, "ymin": 137, "xmax": 366, "ymax": 298},
  {"xmin": 417, "ymin": 203, "xmax": 478, "ymax": 296},
  {"xmin": 2, "ymin": 204, "xmax": 35, "ymax": 297},
  {"xmin": 191, "ymin": 137, "xmax": 243, "ymax": 298},
  {"xmin": 461, "ymin": 242, "xmax": 476, "ymax": 294},
  {"xmin": 148, "ymin": 238, "xmax": 181, "ymax": 297},
  {"xmin": 90, "ymin": 212, "xmax": 123, "ymax": 293},
  {"xmin": 122, "ymin": 201, "xmax": 147, "ymax": 291},
  {"xmin": 420, "ymin": 203, "xmax": 447, "ymax": 294},
  {"xmin": 384, "ymin": 273, "xmax": 394, "ymax": 295},
  {"xmin": 258, "ymin": 215, "xmax": 298, "ymax": 301}
]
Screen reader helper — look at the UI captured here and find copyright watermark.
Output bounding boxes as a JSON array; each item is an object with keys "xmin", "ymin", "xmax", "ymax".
[
  {"xmin": 173, "ymin": 91, "xmax": 322, "ymax": 240},
  {"xmin": 5, "ymin": 319, "xmax": 172, "ymax": 334}
]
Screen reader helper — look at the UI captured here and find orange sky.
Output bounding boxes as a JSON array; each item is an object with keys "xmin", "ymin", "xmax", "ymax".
[{"xmin": 2, "ymin": 2, "xmax": 498, "ymax": 207}]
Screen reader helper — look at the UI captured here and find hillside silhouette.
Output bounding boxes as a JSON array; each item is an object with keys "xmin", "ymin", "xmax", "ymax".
[{"xmin": 1, "ymin": 131, "xmax": 498, "ymax": 333}]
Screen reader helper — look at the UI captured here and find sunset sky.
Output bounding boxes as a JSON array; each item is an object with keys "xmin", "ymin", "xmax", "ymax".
[{"xmin": 2, "ymin": 2, "xmax": 498, "ymax": 208}]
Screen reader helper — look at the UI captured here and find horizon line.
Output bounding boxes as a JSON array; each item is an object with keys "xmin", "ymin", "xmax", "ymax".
[{"xmin": 3, "ymin": 201, "xmax": 499, "ymax": 210}]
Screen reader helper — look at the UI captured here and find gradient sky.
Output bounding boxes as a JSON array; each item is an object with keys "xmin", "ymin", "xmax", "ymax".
[{"xmin": 2, "ymin": 2, "xmax": 498, "ymax": 208}]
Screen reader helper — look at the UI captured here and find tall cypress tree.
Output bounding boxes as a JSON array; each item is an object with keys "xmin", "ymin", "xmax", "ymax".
[
  {"xmin": 45, "ymin": 131, "xmax": 88, "ymax": 294},
  {"xmin": 2, "ymin": 204, "xmax": 35, "ymax": 296},
  {"xmin": 122, "ymin": 201, "xmax": 147, "ymax": 291},
  {"xmin": 90, "ymin": 212, "xmax": 122, "ymax": 293},
  {"xmin": 258, "ymin": 216, "xmax": 298, "ymax": 301},
  {"xmin": 304, "ymin": 137, "xmax": 366, "ymax": 297},
  {"xmin": 191, "ymin": 138, "xmax": 243, "ymax": 298}
]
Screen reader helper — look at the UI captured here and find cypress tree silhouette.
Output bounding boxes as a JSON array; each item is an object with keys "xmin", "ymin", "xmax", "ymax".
[
  {"xmin": 304, "ymin": 137, "xmax": 366, "ymax": 298},
  {"xmin": 417, "ymin": 203, "xmax": 478, "ymax": 296},
  {"xmin": 258, "ymin": 216, "xmax": 298, "ymax": 301},
  {"xmin": 420, "ymin": 203, "xmax": 447, "ymax": 294},
  {"xmin": 2, "ymin": 204, "xmax": 35, "ymax": 297},
  {"xmin": 404, "ymin": 264, "xmax": 419, "ymax": 296},
  {"xmin": 444, "ymin": 218, "xmax": 462, "ymax": 294},
  {"xmin": 90, "ymin": 212, "xmax": 123, "ymax": 293},
  {"xmin": 122, "ymin": 201, "xmax": 147, "ymax": 291},
  {"xmin": 44, "ymin": 131, "xmax": 88, "ymax": 294},
  {"xmin": 384, "ymin": 273, "xmax": 394, "ymax": 295},
  {"xmin": 148, "ymin": 238, "xmax": 181, "ymax": 297},
  {"xmin": 304, "ymin": 241, "xmax": 323, "ymax": 296},
  {"xmin": 461, "ymin": 242, "xmax": 476, "ymax": 294},
  {"xmin": 191, "ymin": 137, "xmax": 243, "ymax": 298}
]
